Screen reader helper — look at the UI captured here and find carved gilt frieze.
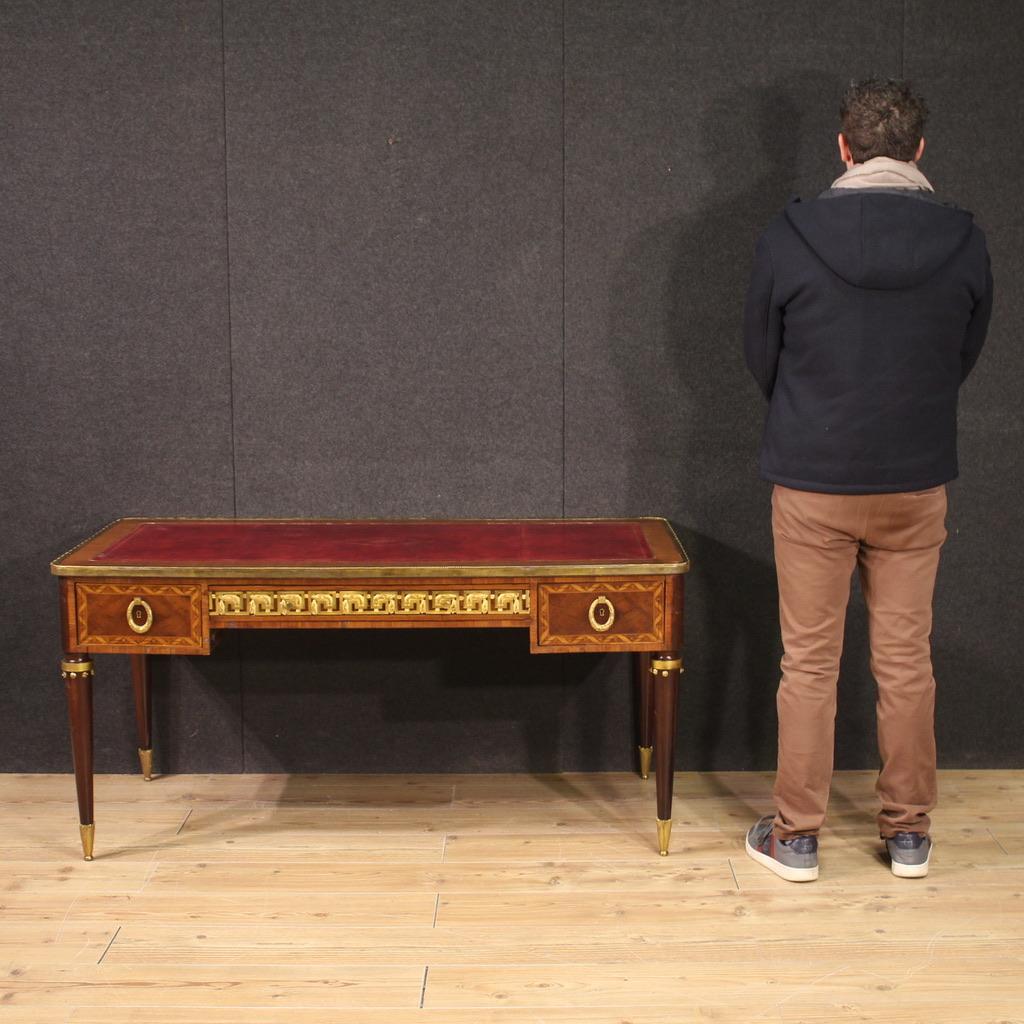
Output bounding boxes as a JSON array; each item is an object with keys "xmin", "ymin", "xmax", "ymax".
[{"xmin": 209, "ymin": 589, "xmax": 531, "ymax": 617}]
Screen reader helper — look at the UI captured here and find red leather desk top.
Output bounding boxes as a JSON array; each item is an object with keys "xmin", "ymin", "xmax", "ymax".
[
  {"xmin": 93, "ymin": 521, "xmax": 651, "ymax": 566},
  {"xmin": 52, "ymin": 518, "xmax": 688, "ymax": 578}
]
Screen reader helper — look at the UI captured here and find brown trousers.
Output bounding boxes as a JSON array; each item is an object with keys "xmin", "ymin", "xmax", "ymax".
[{"xmin": 770, "ymin": 483, "xmax": 948, "ymax": 840}]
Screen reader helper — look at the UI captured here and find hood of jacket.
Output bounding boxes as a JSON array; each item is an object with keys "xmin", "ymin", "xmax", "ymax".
[
  {"xmin": 829, "ymin": 155, "xmax": 935, "ymax": 192},
  {"xmin": 783, "ymin": 188, "xmax": 975, "ymax": 290}
]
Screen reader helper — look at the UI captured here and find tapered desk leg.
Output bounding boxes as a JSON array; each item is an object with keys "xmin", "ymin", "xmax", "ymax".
[
  {"xmin": 131, "ymin": 654, "xmax": 154, "ymax": 780},
  {"xmin": 635, "ymin": 653, "xmax": 654, "ymax": 779},
  {"xmin": 652, "ymin": 652, "xmax": 682, "ymax": 855},
  {"xmin": 62, "ymin": 656, "xmax": 95, "ymax": 860}
]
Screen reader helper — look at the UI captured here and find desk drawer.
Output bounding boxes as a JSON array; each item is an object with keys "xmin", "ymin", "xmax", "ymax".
[
  {"xmin": 535, "ymin": 580, "xmax": 664, "ymax": 649},
  {"xmin": 75, "ymin": 583, "xmax": 206, "ymax": 651}
]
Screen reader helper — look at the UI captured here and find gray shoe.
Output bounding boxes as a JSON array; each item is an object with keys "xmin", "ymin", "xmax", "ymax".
[
  {"xmin": 745, "ymin": 814, "xmax": 818, "ymax": 882},
  {"xmin": 886, "ymin": 832, "xmax": 932, "ymax": 877}
]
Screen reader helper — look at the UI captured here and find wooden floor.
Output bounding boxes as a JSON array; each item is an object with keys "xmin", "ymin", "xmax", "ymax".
[{"xmin": 1, "ymin": 770, "xmax": 1022, "ymax": 1023}]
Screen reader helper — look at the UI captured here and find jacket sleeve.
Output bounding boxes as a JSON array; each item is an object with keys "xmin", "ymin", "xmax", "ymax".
[
  {"xmin": 960, "ymin": 250, "xmax": 993, "ymax": 382},
  {"xmin": 743, "ymin": 233, "xmax": 784, "ymax": 399}
]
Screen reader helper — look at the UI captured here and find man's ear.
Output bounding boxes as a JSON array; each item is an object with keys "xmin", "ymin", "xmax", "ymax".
[
  {"xmin": 914, "ymin": 137, "xmax": 926, "ymax": 162},
  {"xmin": 837, "ymin": 132, "xmax": 854, "ymax": 167}
]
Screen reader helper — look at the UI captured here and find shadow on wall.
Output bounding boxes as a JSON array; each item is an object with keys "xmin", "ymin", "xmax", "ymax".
[
  {"xmin": 164, "ymin": 626, "xmax": 650, "ymax": 778},
  {"xmin": 610, "ymin": 75, "xmax": 843, "ymax": 769},
  {"xmin": 200, "ymin": 627, "xmax": 574, "ymax": 775}
]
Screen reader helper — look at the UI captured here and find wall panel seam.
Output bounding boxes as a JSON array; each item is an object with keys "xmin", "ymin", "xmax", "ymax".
[
  {"xmin": 899, "ymin": 0, "xmax": 906, "ymax": 77},
  {"xmin": 561, "ymin": 0, "xmax": 567, "ymax": 518},
  {"xmin": 219, "ymin": 0, "xmax": 238, "ymax": 519},
  {"xmin": 220, "ymin": 0, "xmax": 244, "ymax": 771}
]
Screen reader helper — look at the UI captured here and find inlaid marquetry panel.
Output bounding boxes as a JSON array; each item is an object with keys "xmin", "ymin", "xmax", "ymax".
[
  {"xmin": 535, "ymin": 580, "xmax": 664, "ymax": 648},
  {"xmin": 75, "ymin": 583, "xmax": 206, "ymax": 651}
]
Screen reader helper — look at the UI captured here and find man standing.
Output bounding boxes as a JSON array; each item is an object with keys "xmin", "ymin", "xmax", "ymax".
[{"xmin": 742, "ymin": 79, "xmax": 993, "ymax": 881}]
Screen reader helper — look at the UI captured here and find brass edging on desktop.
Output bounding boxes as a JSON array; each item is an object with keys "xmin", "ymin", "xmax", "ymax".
[{"xmin": 52, "ymin": 559, "xmax": 690, "ymax": 579}]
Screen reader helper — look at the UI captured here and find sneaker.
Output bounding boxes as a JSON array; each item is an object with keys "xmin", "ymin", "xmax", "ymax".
[
  {"xmin": 886, "ymin": 832, "xmax": 932, "ymax": 878},
  {"xmin": 745, "ymin": 815, "xmax": 818, "ymax": 882}
]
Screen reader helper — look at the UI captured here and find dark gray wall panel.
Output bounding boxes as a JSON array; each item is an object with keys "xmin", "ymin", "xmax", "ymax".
[
  {"xmin": 904, "ymin": 0, "xmax": 1024, "ymax": 767},
  {"xmin": 224, "ymin": 0, "xmax": 563, "ymax": 518},
  {"xmin": 564, "ymin": 1, "xmax": 907, "ymax": 770},
  {"xmin": 223, "ymin": 0, "xmax": 565, "ymax": 770},
  {"xmin": 0, "ymin": 1, "xmax": 238, "ymax": 771}
]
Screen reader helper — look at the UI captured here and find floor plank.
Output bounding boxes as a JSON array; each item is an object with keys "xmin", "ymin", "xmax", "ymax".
[{"xmin": 2, "ymin": 769, "xmax": 1022, "ymax": 1021}]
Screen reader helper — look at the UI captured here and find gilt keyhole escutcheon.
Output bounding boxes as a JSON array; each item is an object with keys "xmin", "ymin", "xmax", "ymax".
[
  {"xmin": 588, "ymin": 595, "xmax": 615, "ymax": 632},
  {"xmin": 127, "ymin": 598, "xmax": 154, "ymax": 634}
]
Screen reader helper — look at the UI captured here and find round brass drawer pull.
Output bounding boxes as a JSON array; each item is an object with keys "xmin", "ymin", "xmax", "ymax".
[
  {"xmin": 126, "ymin": 598, "xmax": 154, "ymax": 634},
  {"xmin": 588, "ymin": 595, "xmax": 615, "ymax": 632}
]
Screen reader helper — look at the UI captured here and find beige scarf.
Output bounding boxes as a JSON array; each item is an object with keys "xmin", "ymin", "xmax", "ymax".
[{"xmin": 830, "ymin": 156, "xmax": 934, "ymax": 192}]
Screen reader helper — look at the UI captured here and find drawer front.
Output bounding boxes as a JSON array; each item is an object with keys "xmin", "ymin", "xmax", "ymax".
[
  {"xmin": 535, "ymin": 580, "xmax": 664, "ymax": 649},
  {"xmin": 76, "ymin": 583, "xmax": 206, "ymax": 651}
]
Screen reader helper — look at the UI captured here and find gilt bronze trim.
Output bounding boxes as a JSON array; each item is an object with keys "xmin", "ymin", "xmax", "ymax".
[
  {"xmin": 650, "ymin": 657, "xmax": 682, "ymax": 674},
  {"xmin": 61, "ymin": 659, "xmax": 94, "ymax": 676},
  {"xmin": 80, "ymin": 823, "xmax": 95, "ymax": 861},
  {"xmin": 55, "ymin": 560, "xmax": 689, "ymax": 579},
  {"xmin": 656, "ymin": 817, "xmax": 672, "ymax": 856},
  {"xmin": 209, "ymin": 588, "xmax": 532, "ymax": 617}
]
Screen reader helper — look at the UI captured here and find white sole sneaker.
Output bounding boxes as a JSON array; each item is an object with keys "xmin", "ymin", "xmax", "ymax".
[
  {"xmin": 890, "ymin": 841, "xmax": 932, "ymax": 878},
  {"xmin": 745, "ymin": 834, "xmax": 819, "ymax": 882}
]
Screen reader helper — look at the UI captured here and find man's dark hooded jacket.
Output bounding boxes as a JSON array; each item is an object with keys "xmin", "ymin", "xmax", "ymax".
[{"xmin": 744, "ymin": 188, "xmax": 993, "ymax": 493}]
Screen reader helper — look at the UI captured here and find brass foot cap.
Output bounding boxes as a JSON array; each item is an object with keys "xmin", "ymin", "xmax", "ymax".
[
  {"xmin": 80, "ymin": 823, "xmax": 95, "ymax": 861},
  {"xmin": 656, "ymin": 817, "xmax": 672, "ymax": 856},
  {"xmin": 138, "ymin": 748, "xmax": 154, "ymax": 781},
  {"xmin": 638, "ymin": 746, "xmax": 653, "ymax": 780}
]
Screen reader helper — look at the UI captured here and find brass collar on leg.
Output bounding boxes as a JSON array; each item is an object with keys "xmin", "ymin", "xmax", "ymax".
[
  {"xmin": 62, "ymin": 659, "xmax": 94, "ymax": 677},
  {"xmin": 80, "ymin": 823, "xmax": 95, "ymax": 861},
  {"xmin": 650, "ymin": 658, "xmax": 682, "ymax": 674},
  {"xmin": 638, "ymin": 746, "xmax": 653, "ymax": 780},
  {"xmin": 138, "ymin": 748, "xmax": 154, "ymax": 781}
]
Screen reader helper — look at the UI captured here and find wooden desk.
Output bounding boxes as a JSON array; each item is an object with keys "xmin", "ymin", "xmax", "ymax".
[{"xmin": 51, "ymin": 518, "xmax": 689, "ymax": 860}]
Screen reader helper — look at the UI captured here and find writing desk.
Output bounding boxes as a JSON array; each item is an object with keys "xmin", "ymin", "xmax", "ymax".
[{"xmin": 52, "ymin": 517, "xmax": 689, "ymax": 860}]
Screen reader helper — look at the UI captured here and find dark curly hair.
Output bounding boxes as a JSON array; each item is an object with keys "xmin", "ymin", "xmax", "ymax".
[{"xmin": 839, "ymin": 78, "xmax": 929, "ymax": 163}]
